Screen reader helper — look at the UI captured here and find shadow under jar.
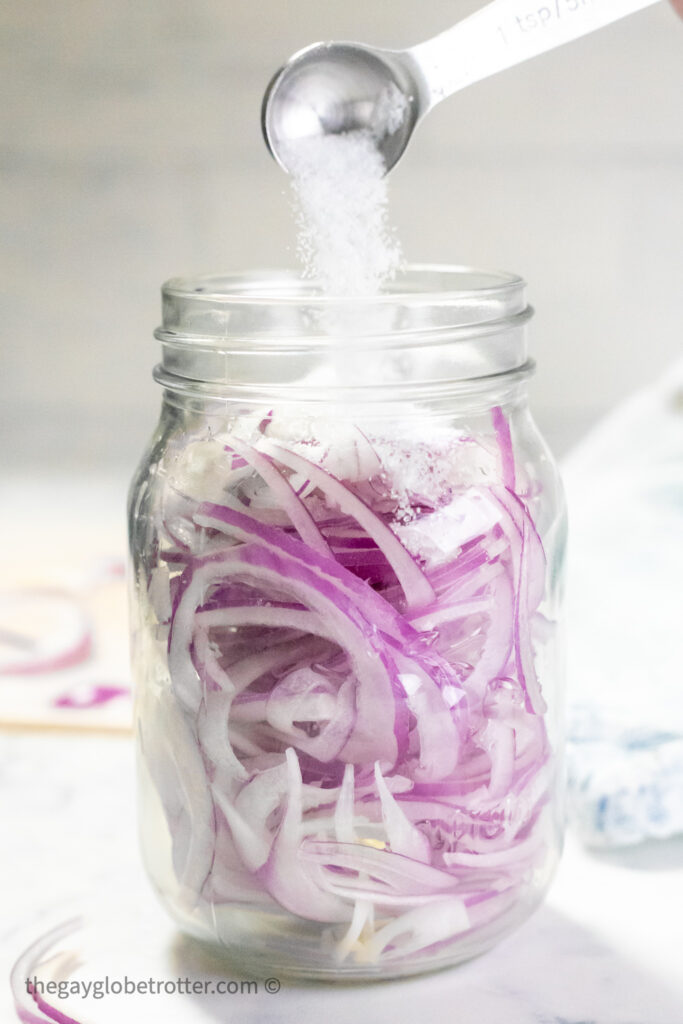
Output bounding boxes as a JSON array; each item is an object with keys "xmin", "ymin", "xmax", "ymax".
[{"xmin": 128, "ymin": 266, "xmax": 567, "ymax": 981}]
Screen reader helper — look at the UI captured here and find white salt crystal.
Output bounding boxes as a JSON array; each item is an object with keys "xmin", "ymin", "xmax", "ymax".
[
  {"xmin": 370, "ymin": 82, "xmax": 410, "ymax": 137},
  {"xmin": 285, "ymin": 130, "xmax": 403, "ymax": 298}
]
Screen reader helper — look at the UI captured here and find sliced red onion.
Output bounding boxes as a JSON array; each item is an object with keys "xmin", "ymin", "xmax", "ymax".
[
  {"xmin": 213, "ymin": 785, "xmax": 271, "ymax": 872},
  {"xmin": 170, "ymin": 545, "xmax": 421, "ymax": 764},
  {"xmin": 194, "ymin": 503, "xmax": 419, "ymax": 646},
  {"xmin": 196, "ymin": 688, "xmax": 249, "ymax": 781},
  {"xmin": 479, "ymin": 719, "xmax": 516, "ymax": 800},
  {"xmin": 10, "ymin": 919, "xmax": 83, "ymax": 1024},
  {"xmin": 204, "ymin": 815, "xmax": 278, "ymax": 905},
  {"xmin": 263, "ymin": 748, "xmax": 351, "ymax": 922},
  {"xmin": 0, "ymin": 589, "xmax": 92, "ymax": 677},
  {"xmin": 256, "ymin": 439, "xmax": 436, "ymax": 610},
  {"xmin": 52, "ymin": 684, "xmax": 129, "ymax": 709},
  {"xmin": 142, "ymin": 421, "xmax": 555, "ymax": 965},
  {"xmin": 335, "ymin": 899, "xmax": 375, "ymax": 963},
  {"xmin": 442, "ymin": 823, "xmax": 546, "ymax": 870},
  {"xmin": 374, "ymin": 762, "xmax": 432, "ymax": 863},
  {"xmin": 141, "ymin": 690, "xmax": 215, "ymax": 899},
  {"xmin": 364, "ymin": 897, "xmax": 469, "ymax": 962},
  {"xmin": 225, "ymin": 436, "xmax": 332, "ymax": 556},
  {"xmin": 407, "ymin": 596, "xmax": 490, "ymax": 631},
  {"xmin": 228, "ymin": 635, "xmax": 331, "ymax": 691},
  {"xmin": 513, "ymin": 517, "xmax": 547, "ymax": 715},
  {"xmin": 493, "ymin": 486, "xmax": 547, "ymax": 613},
  {"xmin": 492, "ymin": 405, "xmax": 516, "ymax": 492},
  {"xmin": 301, "ymin": 839, "xmax": 460, "ymax": 895},
  {"xmin": 395, "ymin": 664, "xmax": 462, "ymax": 783},
  {"xmin": 265, "ymin": 668, "xmax": 356, "ymax": 762},
  {"xmin": 334, "ymin": 763, "xmax": 356, "ymax": 842}
]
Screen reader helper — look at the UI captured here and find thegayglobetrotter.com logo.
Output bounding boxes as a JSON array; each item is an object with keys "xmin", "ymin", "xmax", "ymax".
[{"xmin": 25, "ymin": 974, "xmax": 282, "ymax": 1001}]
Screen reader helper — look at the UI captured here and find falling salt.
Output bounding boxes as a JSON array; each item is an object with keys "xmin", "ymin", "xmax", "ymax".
[{"xmin": 285, "ymin": 129, "xmax": 403, "ymax": 298}]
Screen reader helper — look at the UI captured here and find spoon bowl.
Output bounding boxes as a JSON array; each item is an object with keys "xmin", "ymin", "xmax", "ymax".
[{"xmin": 261, "ymin": 42, "xmax": 419, "ymax": 174}]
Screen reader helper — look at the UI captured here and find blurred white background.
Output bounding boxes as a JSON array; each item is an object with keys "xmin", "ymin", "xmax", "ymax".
[{"xmin": 1, "ymin": 0, "xmax": 682, "ymax": 471}]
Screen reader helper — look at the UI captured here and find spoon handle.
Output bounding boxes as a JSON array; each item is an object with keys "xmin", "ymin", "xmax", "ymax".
[{"xmin": 408, "ymin": 0, "xmax": 661, "ymax": 111}]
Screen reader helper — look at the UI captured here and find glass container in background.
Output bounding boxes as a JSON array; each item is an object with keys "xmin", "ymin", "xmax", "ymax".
[{"xmin": 127, "ymin": 266, "xmax": 566, "ymax": 979}]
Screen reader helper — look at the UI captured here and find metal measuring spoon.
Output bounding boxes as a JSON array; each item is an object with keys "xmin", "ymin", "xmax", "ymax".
[{"xmin": 262, "ymin": 0, "xmax": 660, "ymax": 174}]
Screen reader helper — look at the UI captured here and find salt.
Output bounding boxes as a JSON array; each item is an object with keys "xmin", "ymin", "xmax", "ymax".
[{"xmin": 285, "ymin": 130, "xmax": 403, "ymax": 298}]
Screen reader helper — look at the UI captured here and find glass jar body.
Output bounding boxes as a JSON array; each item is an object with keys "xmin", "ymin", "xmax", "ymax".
[{"xmin": 128, "ymin": 378, "xmax": 566, "ymax": 980}]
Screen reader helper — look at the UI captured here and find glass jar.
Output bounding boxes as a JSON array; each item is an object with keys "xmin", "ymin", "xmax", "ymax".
[{"xmin": 128, "ymin": 266, "xmax": 566, "ymax": 980}]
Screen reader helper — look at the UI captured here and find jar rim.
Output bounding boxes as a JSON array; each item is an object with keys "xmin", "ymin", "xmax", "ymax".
[
  {"xmin": 160, "ymin": 264, "xmax": 525, "ymax": 310},
  {"xmin": 154, "ymin": 264, "xmax": 533, "ymax": 391}
]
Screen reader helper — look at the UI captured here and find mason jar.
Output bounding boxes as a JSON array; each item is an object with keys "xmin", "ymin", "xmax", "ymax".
[{"xmin": 127, "ymin": 266, "xmax": 566, "ymax": 980}]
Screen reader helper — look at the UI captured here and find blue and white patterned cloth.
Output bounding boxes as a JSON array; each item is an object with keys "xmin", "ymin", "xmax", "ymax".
[{"xmin": 563, "ymin": 360, "xmax": 683, "ymax": 847}]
